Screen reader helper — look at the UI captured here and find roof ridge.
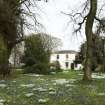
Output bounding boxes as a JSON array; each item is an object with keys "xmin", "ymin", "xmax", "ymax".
[{"xmin": 54, "ymin": 50, "xmax": 77, "ymax": 54}]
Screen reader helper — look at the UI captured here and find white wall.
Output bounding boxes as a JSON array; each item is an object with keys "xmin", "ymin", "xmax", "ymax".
[{"xmin": 50, "ymin": 53, "xmax": 76, "ymax": 70}]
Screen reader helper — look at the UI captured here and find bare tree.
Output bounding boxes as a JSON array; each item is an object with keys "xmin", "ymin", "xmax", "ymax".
[
  {"xmin": 82, "ymin": 0, "xmax": 97, "ymax": 80},
  {"xmin": 0, "ymin": 0, "xmax": 48, "ymax": 77},
  {"xmin": 22, "ymin": 33, "xmax": 61, "ymax": 68},
  {"xmin": 39, "ymin": 33, "xmax": 62, "ymax": 51},
  {"xmin": 63, "ymin": 0, "xmax": 105, "ymax": 80}
]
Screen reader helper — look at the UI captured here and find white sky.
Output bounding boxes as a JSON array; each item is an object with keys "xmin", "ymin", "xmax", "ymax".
[
  {"xmin": 25, "ymin": 0, "xmax": 105, "ymax": 51},
  {"xmin": 26, "ymin": 0, "xmax": 87, "ymax": 51}
]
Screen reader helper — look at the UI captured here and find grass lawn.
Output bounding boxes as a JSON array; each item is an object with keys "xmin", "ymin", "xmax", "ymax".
[{"xmin": 0, "ymin": 70, "xmax": 105, "ymax": 105}]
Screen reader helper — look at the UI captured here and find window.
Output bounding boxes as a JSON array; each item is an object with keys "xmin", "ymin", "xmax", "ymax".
[
  {"xmin": 57, "ymin": 54, "xmax": 59, "ymax": 59},
  {"xmin": 66, "ymin": 54, "xmax": 69, "ymax": 59},
  {"xmin": 71, "ymin": 63, "xmax": 74, "ymax": 69},
  {"xmin": 65, "ymin": 62, "xmax": 69, "ymax": 68}
]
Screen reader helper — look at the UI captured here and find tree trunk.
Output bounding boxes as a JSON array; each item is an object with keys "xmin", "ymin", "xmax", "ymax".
[
  {"xmin": 102, "ymin": 38, "xmax": 105, "ymax": 72},
  {"xmin": 0, "ymin": 42, "xmax": 13, "ymax": 78},
  {"xmin": 1, "ymin": 50, "xmax": 11, "ymax": 78},
  {"xmin": 83, "ymin": 0, "xmax": 97, "ymax": 81}
]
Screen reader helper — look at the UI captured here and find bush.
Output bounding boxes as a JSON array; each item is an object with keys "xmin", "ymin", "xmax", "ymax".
[
  {"xmin": 24, "ymin": 63, "xmax": 50, "ymax": 74},
  {"xmin": 50, "ymin": 61, "xmax": 62, "ymax": 73}
]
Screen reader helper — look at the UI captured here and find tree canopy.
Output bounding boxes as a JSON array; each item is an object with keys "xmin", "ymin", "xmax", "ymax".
[
  {"xmin": 22, "ymin": 33, "xmax": 62, "ymax": 74},
  {"xmin": 0, "ymin": 0, "xmax": 48, "ymax": 76}
]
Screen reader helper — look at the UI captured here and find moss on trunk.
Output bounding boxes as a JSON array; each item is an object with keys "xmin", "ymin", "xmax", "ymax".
[{"xmin": 0, "ymin": 35, "xmax": 11, "ymax": 77}]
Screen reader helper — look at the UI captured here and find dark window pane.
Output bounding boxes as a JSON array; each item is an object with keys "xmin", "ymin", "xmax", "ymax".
[
  {"xmin": 66, "ymin": 54, "xmax": 69, "ymax": 59},
  {"xmin": 57, "ymin": 54, "xmax": 59, "ymax": 59},
  {"xmin": 65, "ymin": 62, "xmax": 69, "ymax": 68}
]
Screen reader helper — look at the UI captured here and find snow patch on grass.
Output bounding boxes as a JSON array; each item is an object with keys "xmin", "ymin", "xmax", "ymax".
[
  {"xmin": 38, "ymin": 98, "xmax": 49, "ymax": 103},
  {"xmin": 0, "ymin": 84, "xmax": 6, "ymax": 88},
  {"xmin": 25, "ymin": 93, "xmax": 34, "ymax": 97},
  {"xmin": 24, "ymin": 74, "xmax": 43, "ymax": 77},
  {"xmin": 37, "ymin": 87, "xmax": 47, "ymax": 92},
  {"xmin": 0, "ymin": 99, "xmax": 5, "ymax": 105},
  {"xmin": 0, "ymin": 99, "xmax": 5, "ymax": 103},
  {"xmin": 0, "ymin": 103, "xmax": 3, "ymax": 105},
  {"xmin": 52, "ymin": 78, "xmax": 76, "ymax": 85},
  {"xmin": 65, "ymin": 84, "xmax": 75, "ymax": 87},
  {"xmin": 32, "ymin": 87, "xmax": 48, "ymax": 92},
  {"xmin": 97, "ymin": 93, "xmax": 105, "ymax": 96},
  {"xmin": 12, "ymin": 81, "xmax": 16, "ymax": 83},
  {"xmin": 49, "ymin": 91, "xmax": 56, "ymax": 95},
  {"xmin": 49, "ymin": 88, "xmax": 55, "ymax": 91},
  {"xmin": 54, "ymin": 79, "xmax": 69, "ymax": 85},
  {"xmin": 78, "ymin": 73, "xmax": 83, "ymax": 76},
  {"xmin": 0, "ymin": 80, "xmax": 5, "ymax": 82},
  {"xmin": 92, "ymin": 73, "xmax": 105, "ymax": 79},
  {"xmin": 69, "ymin": 79, "xmax": 76, "ymax": 83},
  {"xmin": 20, "ymin": 84, "xmax": 35, "ymax": 88}
]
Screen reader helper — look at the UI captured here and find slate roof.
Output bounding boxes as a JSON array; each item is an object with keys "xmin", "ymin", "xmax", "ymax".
[{"xmin": 54, "ymin": 50, "xmax": 77, "ymax": 54}]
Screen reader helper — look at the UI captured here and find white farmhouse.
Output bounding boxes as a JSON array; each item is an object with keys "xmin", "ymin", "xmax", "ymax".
[{"xmin": 50, "ymin": 50, "xmax": 83, "ymax": 70}]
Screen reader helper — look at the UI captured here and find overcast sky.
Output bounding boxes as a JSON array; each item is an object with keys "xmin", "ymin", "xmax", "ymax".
[
  {"xmin": 26, "ymin": 0, "xmax": 87, "ymax": 51},
  {"xmin": 25, "ymin": 0, "xmax": 105, "ymax": 51}
]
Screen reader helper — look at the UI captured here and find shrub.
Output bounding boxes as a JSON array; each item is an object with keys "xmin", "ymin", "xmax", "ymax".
[
  {"xmin": 50, "ymin": 61, "xmax": 62, "ymax": 73},
  {"xmin": 24, "ymin": 63, "xmax": 50, "ymax": 74}
]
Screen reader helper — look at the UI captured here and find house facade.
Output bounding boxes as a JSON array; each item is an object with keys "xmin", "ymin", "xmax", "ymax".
[{"xmin": 50, "ymin": 50, "xmax": 83, "ymax": 70}]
